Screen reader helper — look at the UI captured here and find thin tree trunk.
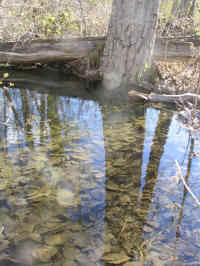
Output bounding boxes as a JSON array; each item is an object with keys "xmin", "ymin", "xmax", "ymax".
[
  {"xmin": 178, "ymin": 0, "xmax": 193, "ymax": 17},
  {"xmin": 189, "ymin": 0, "xmax": 197, "ymax": 17},
  {"xmin": 77, "ymin": 0, "xmax": 87, "ymax": 37},
  {"xmin": 101, "ymin": 0, "xmax": 161, "ymax": 90},
  {"xmin": 171, "ymin": 0, "xmax": 180, "ymax": 17},
  {"xmin": 172, "ymin": 0, "xmax": 196, "ymax": 17}
]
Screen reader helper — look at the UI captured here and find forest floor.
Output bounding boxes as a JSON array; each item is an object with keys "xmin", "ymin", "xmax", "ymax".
[{"xmin": 155, "ymin": 17, "xmax": 200, "ymax": 93}]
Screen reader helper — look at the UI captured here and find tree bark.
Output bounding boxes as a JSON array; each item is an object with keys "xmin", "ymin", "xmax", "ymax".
[{"xmin": 101, "ymin": 0, "xmax": 161, "ymax": 89}]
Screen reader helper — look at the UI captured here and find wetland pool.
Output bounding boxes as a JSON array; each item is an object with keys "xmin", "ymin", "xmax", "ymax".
[{"xmin": 0, "ymin": 74, "xmax": 199, "ymax": 266}]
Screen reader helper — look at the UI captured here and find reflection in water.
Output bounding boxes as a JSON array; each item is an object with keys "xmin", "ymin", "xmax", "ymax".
[
  {"xmin": 0, "ymin": 87, "xmax": 106, "ymax": 265},
  {"xmin": 140, "ymin": 110, "xmax": 172, "ymax": 209},
  {"xmin": 0, "ymin": 83, "xmax": 199, "ymax": 265},
  {"xmin": 102, "ymin": 103, "xmax": 146, "ymax": 263}
]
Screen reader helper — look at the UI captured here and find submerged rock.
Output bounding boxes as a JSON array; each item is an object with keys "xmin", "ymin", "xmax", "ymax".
[
  {"xmin": 33, "ymin": 245, "xmax": 58, "ymax": 262},
  {"xmin": 56, "ymin": 189, "xmax": 77, "ymax": 207},
  {"xmin": 45, "ymin": 234, "xmax": 65, "ymax": 246},
  {"xmin": 102, "ymin": 251, "xmax": 130, "ymax": 264}
]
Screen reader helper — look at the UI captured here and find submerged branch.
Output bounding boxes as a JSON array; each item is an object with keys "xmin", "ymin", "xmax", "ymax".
[
  {"xmin": 128, "ymin": 90, "xmax": 200, "ymax": 106},
  {"xmin": 175, "ymin": 160, "xmax": 200, "ymax": 207}
]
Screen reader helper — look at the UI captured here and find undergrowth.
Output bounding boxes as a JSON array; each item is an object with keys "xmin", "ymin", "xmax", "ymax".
[{"xmin": 0, "ymin": 0, "xmax": 112, "ymax": 42}]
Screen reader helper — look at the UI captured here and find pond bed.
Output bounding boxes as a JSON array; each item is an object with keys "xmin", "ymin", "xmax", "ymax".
[{"xmin": 0, "ymin": 71, "xmax": 199, "ymax": 266}]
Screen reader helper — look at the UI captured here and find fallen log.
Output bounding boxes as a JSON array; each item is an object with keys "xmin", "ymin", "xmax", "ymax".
[
  {"xmin": 154, "ymin": 36, "xmax": 200, "ymax": 60},
  {"xmin": 0, "ymin": 36, "xmax": 199, "ymax": 65},
  {"xmin": 0, "ymin": 37, "xmax": 105, "ymax": 64},
  {"xmin": 128, "ymin": 89, "xmax": 200, "ymax": 105}
]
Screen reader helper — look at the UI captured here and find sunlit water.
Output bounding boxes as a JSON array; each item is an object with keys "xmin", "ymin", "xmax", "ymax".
[{"xmin": 0, "ymin": 78, "xmax": 199, "ymax": 266}]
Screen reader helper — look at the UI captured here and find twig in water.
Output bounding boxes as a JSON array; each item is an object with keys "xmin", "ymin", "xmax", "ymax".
[
  {"xmin": 175, "ymin": 160, "xmax": 200, "ymax": 207},
  {"xmin": 0, "ymin": 105, "xmax": 11, "ymax": 125}
]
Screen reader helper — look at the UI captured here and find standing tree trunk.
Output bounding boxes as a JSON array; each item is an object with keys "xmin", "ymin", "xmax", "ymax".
[
  {"xmin": 171, "ymin": 0, "xmax": 197, "ymax": 17},
  {"xmin": 101, "ymin": 0, "xmax": 161, "ymax": 90},
  {"xmin": 178, "ymin": 0, "xmax": 192, "ymax": 16},
  {"xmin": 171, "ymin": 0, "xmax": 180, "ymax": 17},
  {"xmin": 189, "ymin": 0, "xmax": 197, "ymax": 17}
]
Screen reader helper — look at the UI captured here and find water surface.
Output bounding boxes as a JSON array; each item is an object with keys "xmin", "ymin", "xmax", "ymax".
[{"xmin": 0, "ymin": 71, "xmax": 199, "ymax": 266}]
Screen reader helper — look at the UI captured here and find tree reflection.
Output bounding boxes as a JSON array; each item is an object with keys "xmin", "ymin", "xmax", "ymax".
[
  {"xmin": 102, "ymin": 104, "xmax": 147, "ymax": 260},
  {"xmin": 20, "ymin": 89, "xmax": 34, "ymax": 148},
  {"xmin": 47, "ymin": 94, "xmax": 65, "ymax": 164},
  {"xmin": 39, "ymin": 93, "xmax": 46, "ymax": 143},
  {"xmin": 0, "ymin": 85, "xmax": 107, "ymax": 265},
  {"xmin": 139, "ymin": 111, "xmax": 173, "ymax": 214},
  {"xmin": 3, "ymin": 87, "xmax": 23, "ymax": 129},
  {"xmin": 102, "ymin": 106, "xmax": 173, "ymax": 263},
  {"xmin": 0, "ymin": 83, "xmax": 181, "ymax": 265}
]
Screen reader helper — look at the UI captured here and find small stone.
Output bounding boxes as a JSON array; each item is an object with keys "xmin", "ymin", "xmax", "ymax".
[
  {"xmin": 103, "ymin": 243, "xmax": 112, "ymax": 254},
  {"xmin": 143, "ymin": 225, "xmax": 153, "ymax": 233},
  {"xmin": 45, "ymin": 234, "xmax": 65, "ymax": 246},
  {"xmin": 159, "ymin": 254, "xmax": 170, "ymax": 261},
  {"xmin": 102, "ymin": 251, "xmax": 130, "ymax": 264},
  {"xmin": 124, "ymin": 262, "xmax": 143, "ymax": 266},
  {"xmin": 33, "ymin": 245, "xmax": 58, "ymax": 262},
  {"xmin": 123, "ymin": 262, "xmax": 135, "ymax": 266},
  {"xmin": 70, "ymin": 224, "xmax": 81, "ymax": 232},
  {"xmin": 30, "ymin": 233, "xmax": 41, "ymax": 242},
  {"xmin": 146, "ymin": 220, "xmax": 159, "ymax": 229},
  {"xmin": 120, "ymin": 195, "xmax": 131, "ymax": 205}
]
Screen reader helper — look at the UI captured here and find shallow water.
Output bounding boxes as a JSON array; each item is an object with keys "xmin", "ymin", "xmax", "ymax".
[{"xmin": 0, "ymin": 72, "xmax": 199, "ymax": 265}]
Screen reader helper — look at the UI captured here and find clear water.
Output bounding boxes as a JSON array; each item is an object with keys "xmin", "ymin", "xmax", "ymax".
[{"xmin": 0, "ymin": 72, "xmax": 199, "ymax": 266}]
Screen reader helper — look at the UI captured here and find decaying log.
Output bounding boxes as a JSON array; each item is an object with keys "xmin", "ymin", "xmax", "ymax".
[
  {"xmin": 0, "ymin": 37, "xmax": 105, "ymax": 64},
  {"xmin": 128, "ymin": 89, "xmax": 200, "ymax": 105},
  {"xmin": 0, "ymin": 36, "xmax": 199, "ymax": 65},
  {"xmin": 154, "ymin": 36, "xmax": 200, "ymax": 60}
]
